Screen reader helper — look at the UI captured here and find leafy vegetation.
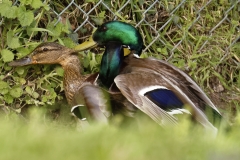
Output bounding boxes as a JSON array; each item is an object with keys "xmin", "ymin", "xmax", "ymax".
[
  {"xmin": 0, "ymin": 0, "xmax": 102, "ymax": 111},
  {"xmin": 0, "ymin": 0, "xmax": 239, "ymax": 159}
]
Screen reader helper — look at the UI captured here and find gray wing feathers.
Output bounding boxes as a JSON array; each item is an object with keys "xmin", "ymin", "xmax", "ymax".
[
  {"xmin": 147, "ymin": 58, "xmax": 221, "ymax": 114},
  {"xmin": 115, "ymin": 71, "xmax": 218, "ymax": 132},
  {"xmin": 115, "ymin": 73, "xmax": 178, "ymax": 125},
  {"xmin": 73, "ymin": 83, "xmax": 111, "ymax": 122}
]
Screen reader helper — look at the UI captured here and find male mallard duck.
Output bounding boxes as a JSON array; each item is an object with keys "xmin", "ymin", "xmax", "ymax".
[
  {"xmin": 75, "ymin": 21, "xmax": 222, "ymax": 132},
  {"xmin": 9, "ymin": 42, "xmax": 111, "ymax": 123}
]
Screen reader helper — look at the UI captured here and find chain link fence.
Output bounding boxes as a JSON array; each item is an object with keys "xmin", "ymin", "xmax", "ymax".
[
  {"xmin": 8, "ymin": 0, "xmax": 239, "ymax": 67},
  {"xmin": 47, "ymin": 0, "xmax": 240, "ymax": 62}
]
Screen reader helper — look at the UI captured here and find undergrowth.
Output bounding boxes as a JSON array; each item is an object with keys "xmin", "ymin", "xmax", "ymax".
[{"xmin": 0, "ymin": 107, "xmax": 240, "ymax": 160}]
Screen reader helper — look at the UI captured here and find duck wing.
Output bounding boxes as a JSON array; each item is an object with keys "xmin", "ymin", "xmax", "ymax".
[
  {"xmin": 72, "ymin": 73, "xmax": 111, "ymax": 123},
  {"xmin": 115, "ymin": 72, "xmax": 179, "ymax": 125},
  {"xmin": 114, "ymin": 55, "xmax": 220, "ymax": 131},
  {"xmin": 123, "ymin": 55, "xmax": 221, "ymax": 114},
  {"xmin": 72, "ymin": 72, "xmax": 138, "ymax": 123}
]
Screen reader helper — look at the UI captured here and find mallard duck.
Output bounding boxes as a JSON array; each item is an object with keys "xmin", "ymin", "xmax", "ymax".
[
  {"xmin": 9, "ymin": 42, "xmax": 111, "ymax": 123},
  {"xmin": 75, "ymin": 21, "xmax": 222, "ymax": 132}
]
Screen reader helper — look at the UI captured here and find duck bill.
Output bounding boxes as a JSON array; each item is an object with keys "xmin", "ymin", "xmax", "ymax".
[
  {"xmin": 74, "ymin": 35, "xmax": 98, "ymax": 51},
  {"xmin": 123, "ymin": 48, "xmax": 131, "ymax": 56},
  {"xmin": 8, "ymin": 57, "xmax": 32, "ymax": 67},
  {"xmin": 74, "ymin": 34, "xmax": 132, "ymax": 56}
]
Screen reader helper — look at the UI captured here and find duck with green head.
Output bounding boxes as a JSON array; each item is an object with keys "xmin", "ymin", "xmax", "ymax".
[{"xmin": 75, "ymin": 21, "xmax": 222, "ymax": 133}]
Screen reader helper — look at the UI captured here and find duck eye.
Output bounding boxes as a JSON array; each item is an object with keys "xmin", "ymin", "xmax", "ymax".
[
  {"xmin": 43, "ymin": 48, "xmax": 48, "ymax": 51},
  {"xmin": 99, "ymin": 25, "xmax": 107, "ymax": 32},
  {"xmin": 103, "ymin": 26, "xmax": 107, "ymax": 31}
]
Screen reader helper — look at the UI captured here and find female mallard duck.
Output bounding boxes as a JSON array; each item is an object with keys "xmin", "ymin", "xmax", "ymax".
[
  {"xmin": 9, "ymin": 42, "xmax": 112, "ymax": 123},
  {"xmin": 75, "ymin": 21, "xmax": 222, "ymax": 132}
]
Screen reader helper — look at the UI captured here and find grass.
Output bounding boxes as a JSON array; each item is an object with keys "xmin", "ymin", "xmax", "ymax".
[{"xmin": 0, "ymin": 107, "xmax": 240, "ymax": 160}]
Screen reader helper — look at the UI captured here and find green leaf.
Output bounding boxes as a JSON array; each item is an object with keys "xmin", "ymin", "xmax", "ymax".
[
  {"xmin": 1, "ymin": 49, "xmax": 14, "ymax": 62},
  {"xmin": 0, "ymin": 81, "xmax": 9, "ymax": 89},
  {"xmin": 8, "ymin": 37, "xmax": 20, "ymax": 49},
  {"xmin": 17, "ymin": 6, "xmax": 34, "ymax": 26},
  {"xmin": 157, "ymin": 47, "xmax": 168, "ymax": 56},
  {"xmin": 28, "ymin": 27, "xmax": 53, "ymax": 34},
  {"xmin": 47, "ymin": 20, "xmax": 70, "ymax": 38},
  {"xmin": 31, "ymin": 0, "xmax": 43, "ymax": 9},
  {"xmin": 90, "ymin": 58, "xmax": 97, "ymax": 71},
  {"xmin": 42, "ymin": 95, "xmax": 48, "ymax": 102},
  {"xmin": 0, "ymin": 88, "xmax": 9, "ymax": 95},
  {"xmin": 33, "ymin": 92, "xmax": 39, "ymax": 99},
  {"xmin": 91, "ymin": 11, "xmax": 105, "ymax": 25},
  {"xmin": 60, "ymin": 22, "xmax": 71, "ymax": 34},
  {"xmin": 62, "ymin": 37, "xmax": 77, "ymax": 48},
  {"xmin": 19, "ymin": 78, "xmax": 26, "ymax": 85},
  {"xmin": 19, "ymin": 0, "xmax": 43, "ymax": 9},
  {"xmin": 0, "ymin": 75, "xmax": 4, "ymax": 80},
  {"xmin": 42, "ymin": 3, "xmax": 50, "ymax": 11},
  {"xmin": 16, "ymin": 47, "xmax": 32, "ymax": 58},
  {"xmin": 4, "ymin": 65, "xmax": 12, "ymax": 71},
  {"xmin": 45, "ymin": 88, "xmax": 57, "ymax": 100},
  {"xmin": 7, "ymin": 30, "xmax": 21, "ymax": 49},
  {"xmin": 83, "ymin": 56, "xmax": 90, "ymax": 68},
  {"xmin": 50, "ymin": 82, "xmax": 57, "ymax": 88},
  {"xmin": 16, "ymin": 67, "xmax": 25, "ymax": 75},
  {"xmin": 98, "ymin": 11, "xmax": 105, "ymax": 18},
  {"xmin": 177, "ymin": 59, "xmax": 185, "ymax": 68},
  {"xmin": 4, "ymin": 94, "xmax": 13, "ymax": 104},
  {"xmin": 0, "ymin": 62, "xmax": 3, "ymax": 67},
  {"xmin": 20, "ymin": 0, "xmax": 32, "ymax": 5},
  {"xmin": 11, "ymin": 37, "xmax": 20, "ymax": 49},
  {"xmin": 10, "ymin": 86, "xmax": 23, "ymax": 98},
  {"xmin": 55, "ymin": 66, "xmax": 64, "ymax": 77},
  {"xmin": 7, "ymin": 6, "xmax": 18, "ymax": 19},
  {"xmin": 172, "ymin": 14, "xmax": 180, "ymax": 25},
  {"xmin": 0, "ymin": 0, "xmax": 12, "ymax": 13},
  {"xmin": 68, "ymin": 32, "xmax": 79, "ymax": 43},
  {"xmin": 0, "ymin": 0, "xmax": 18, "ymax": 18},
  {"xmin": 25, "ymin": 86, "xmax": 32, "ymax": 95},
  {"xmin": 47, "ymin": 21, "xmax": 62, "ymax": 37}
]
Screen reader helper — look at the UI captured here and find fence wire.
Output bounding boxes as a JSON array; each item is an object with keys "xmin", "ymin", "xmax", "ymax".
[
  {"xmin": 10, "ymin": 0, "xmax": 240, "ymax": 62},
  {"xmin": 45, "ymin": 0, "xmax": 240, "ymax": 64}
]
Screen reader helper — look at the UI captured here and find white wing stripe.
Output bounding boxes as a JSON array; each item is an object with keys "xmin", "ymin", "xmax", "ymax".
[
  {"xmin": 167, "ymin": 108, "xmax": 191, "ymax": 115},
  {"xmin": 139, "ymin": 85, "xmax": 168, "ymax": 96},
  {"xmin": 161, "ymin": 75, "xmax": 218, "ymax": 131}
]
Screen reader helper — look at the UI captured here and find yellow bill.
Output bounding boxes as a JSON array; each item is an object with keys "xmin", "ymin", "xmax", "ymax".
[
  {"xmin": 74, "ymin": 35, "xmax": 131, "ymax": 56},
  {"xmin": 123, "ymin": 48, "xmax": 131, "ymax": 56},
  {"xmin": 74, "ymin": 35, "xmax": 98, "ymax": 51}
]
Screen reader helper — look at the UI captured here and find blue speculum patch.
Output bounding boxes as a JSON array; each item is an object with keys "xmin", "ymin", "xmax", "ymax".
[{"xmin": 145, "ymin": 89, "xmax": 184, "ymax": 111}]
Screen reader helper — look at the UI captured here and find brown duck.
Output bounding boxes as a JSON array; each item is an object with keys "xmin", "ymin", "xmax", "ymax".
[{"xmin": 9, "ymin": 42, "xmax": 115, "ymax": 123}]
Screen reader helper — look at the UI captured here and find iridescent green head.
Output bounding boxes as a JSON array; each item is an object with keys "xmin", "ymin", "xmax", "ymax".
[
  {"xmin": 93, "ymin": 21, "xmax": 143, "ymax": 56},
  {"xmin": 74, "ymin": 21, "xmax": 143, "ymax": 56}
]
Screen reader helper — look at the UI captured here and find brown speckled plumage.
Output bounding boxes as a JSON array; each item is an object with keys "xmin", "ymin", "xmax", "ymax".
[
  {"xmin": 9, "ymin": 42, "xmax": 135, "ymax": 122},
  {"xmin": 9, "ymin": 42, "xmax": 86, "ymax": 105}
]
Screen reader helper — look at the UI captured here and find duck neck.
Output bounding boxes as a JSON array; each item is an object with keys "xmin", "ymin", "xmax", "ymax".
[
  {"xmin": 60, "ymin": 55, "xmax": 84, "ymax": 105},
  {"xmin": 99, "ymin": 42, "xmax": 124, "ymax": 88}
]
